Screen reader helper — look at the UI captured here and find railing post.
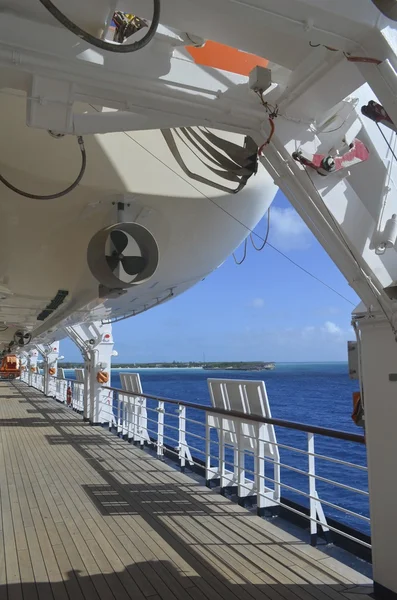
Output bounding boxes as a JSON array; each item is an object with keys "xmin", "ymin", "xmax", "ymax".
[
  {"xmin": 137, "ymin": 398, "xmax": 144, "ymax": 446},
  {"xmin": 205, "ymin": 413, "xmax": 211, "ymax": 485},
  {"xmin": 237, "ymin": 418, "xmax": 246, "ymax": 506},
  {"xmin": 126, "ymin": 396, "xmax": 133, "ymax": 441},
  {"xmin": 117, "ymin": 393, "xmax": 122, "ymax": 436},
  {"xmin": 157, "ymin": 401, "xmax": 164, "ymax": 457},
  {"xmin": 121, "ymin": 394, "xmax": 127, "ymax": 439},
  {"xmin": 308, "ymin": 432, "xmax": 318, "ymax": 546},
  {"xmin": 308, "ymin": 432, "xmax": 330, "ymax": 546},
  {"xmin": 178, "ymin": 405, "xmax": 186, "ymax": 471},
  {"xmin": 178, "ymin": 405, "xmax": 193, "ymax": 471},
  {"xmin": 256, "ymin": 422, "xmax": 266, "ymax": 516},
  {"xmin": 219, "ymin": 416, "xmax": 225, "ymax": 490},
  {"xmin": 132, "ymin": 395, "xmax": 138, "ymax": 443}
]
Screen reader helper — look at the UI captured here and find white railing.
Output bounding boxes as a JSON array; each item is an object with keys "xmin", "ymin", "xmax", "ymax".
[
  {"xmin": 32, "ymin": 372, "xmax": 44, "ymax": 391},
  {"xmin": 99, "ymin": 385, "xmax": 369, "ymax": 550},
  {"xmin": 20, "ymin": 369, "xmax": 44, "ymax": 392},
  {"xmin": 22, "ymin": 374, "xmax": 370, "ymax": 551},
  {"xmin": 50, "ymin": 376, "xmax": 84, "ymax": 412}
]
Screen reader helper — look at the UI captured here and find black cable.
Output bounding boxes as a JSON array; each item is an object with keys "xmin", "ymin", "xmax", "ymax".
[
  {"xmin": 39, "ymin": 0, "xmax": 160, "ymax": 53},
  {"xmin": 376, "ymin": 123, "xmax": 397, "ymax": 163},
  {"xmin": 267, "ymin": 242, "xmax": 355, "ymax": 305},
  {"xmin": 115, "ymin": 120, "xmax": 356, "ymax": 306},
  {"xmin": 232, "ymin": 238, "xmax": 248, "ymax": 265},
  {"xmin": 251, "ymin": 207, "xmax": 270, "ymax": 251},
  {"xmin": 0, "ymin": 136, "xmax": 86, "ymax": 200}
]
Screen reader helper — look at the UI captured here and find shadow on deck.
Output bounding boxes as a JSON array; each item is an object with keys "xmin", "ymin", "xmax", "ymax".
[{"xmin": 0, "ymin": 382, "xmax": 373, "ymax": 600}]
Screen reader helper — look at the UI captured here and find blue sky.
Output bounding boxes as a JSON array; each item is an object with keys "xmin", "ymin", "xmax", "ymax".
[{"xmin": 62, "ymin": 191, "xmax": 359, "ymax": 363}]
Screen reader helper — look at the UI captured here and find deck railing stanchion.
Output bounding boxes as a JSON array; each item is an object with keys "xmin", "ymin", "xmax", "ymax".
[{"xmin": 157, "ymin": 400, "xmax": 164, "ymax": 457}]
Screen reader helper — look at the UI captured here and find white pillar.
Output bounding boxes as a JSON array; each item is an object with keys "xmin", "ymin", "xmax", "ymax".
[
  {"xmin": 27, "ymin": 349, "xmax": 38, "ymax": 386},
  {"xmin": 44, "ymin": 342, "xmax": 60, "ymax": 397},
  {"xmin": 88, "ymin": 323, "xmax": 114, "ymax": 425},
  {"xmin": 65, "ymin": 322, "xmax": 114, "ymax": 424},
  {"xmin": 357, "ymin": 315, "xmax": 397, "ymax": 599},
  {"xmin": 19, "ymin": 351, "xmax": 29, "ymax": 381},
  {"xmin": 65, "ymin": 325, "xmax": 90, "ymax": 419}
]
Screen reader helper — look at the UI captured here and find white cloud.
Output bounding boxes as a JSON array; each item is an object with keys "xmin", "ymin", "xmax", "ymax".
[
  {"xmin": 322, "ymin": 321, "xmax": 343, "ymax": 335},
  {"xmin": 250, "ymin": 298, "xmax": 265, "ymax": 309},
  {"xmin": 299, "ymin": 321, "xmax": 352, "ymax": 343},
  {"xmin": 270, "ymin": 207, "xmax": 310, "ymax": 251}
]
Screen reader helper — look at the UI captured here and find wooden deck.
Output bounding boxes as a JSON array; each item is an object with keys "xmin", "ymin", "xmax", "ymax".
[{"xmin": 0, "ymin": 381, "xmax": 372, "ymax": 600}]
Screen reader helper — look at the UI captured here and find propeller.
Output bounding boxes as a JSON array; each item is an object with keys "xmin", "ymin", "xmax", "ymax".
[
  {"xmin": 87, "ymin": 222, "xmax": 159, "ymax": 289},
  {"xmin": 106, "ymin": 231, "xmax": 147, "ymax": 276},
  {"xmin": 14, "ymin": 331, "xmax": 32, "ymax": 346}
]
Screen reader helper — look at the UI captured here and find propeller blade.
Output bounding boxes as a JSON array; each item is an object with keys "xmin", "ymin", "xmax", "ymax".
[
  {"xmin": 121, "ymin": 256, "xmax": 146, "ymax": 276},
  {"xmin": 106, "ymin": 255, "xmax": 120, "ymax": 272},
  {"xmin": 110, "ymin": 230, "xmax": 129, "ymax": 254}
]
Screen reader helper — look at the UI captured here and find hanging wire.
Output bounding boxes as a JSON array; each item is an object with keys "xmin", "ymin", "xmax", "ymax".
[
  {"xmin": 110, "ymin": 113, "xmax": 356, "ymax": 306},
  {"xmin": 232, "ymin": 238, "xmax": 248, "ymax": 265},
  {"xmin": 211, "ymin": 197, "xmax": 355, "ymax": 304},
  {"xmin": 251, "ymin": 207, "xmax": 270, "ymax": 251},
  {"xmin": 376, "ymin": 123, "xmax": 397, "ymax": 163}
]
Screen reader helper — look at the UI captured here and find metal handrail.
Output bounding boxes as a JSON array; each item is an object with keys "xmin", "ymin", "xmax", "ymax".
[
  {"xmin": 22, "ymin": 376, "xmax": 370, "ymax": 551},
  {"xmin": 102, "ymin": 385, "xmax": 365, "ymax": 444},
  {"xmin": 54, "ymin": 376, "xmax": 76, "ymax": 383}
]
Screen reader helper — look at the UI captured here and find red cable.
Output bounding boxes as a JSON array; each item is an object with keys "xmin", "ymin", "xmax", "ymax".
[
  {"xmin": 345, "ymin": 56, "xmax": 382, "ymax": 65},
  {"xmin": 258, "ymin": 118, "xmax": 275, "ymax": 156}
]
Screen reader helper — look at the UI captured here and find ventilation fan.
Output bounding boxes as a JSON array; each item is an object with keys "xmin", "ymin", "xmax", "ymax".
[
  {"xmin": 14, "ymin": 330, "xmax": 32, "ymax": 346},
  {"xmin": 87, "ymin": 223, "xmax": 159, "ymax": 290}
]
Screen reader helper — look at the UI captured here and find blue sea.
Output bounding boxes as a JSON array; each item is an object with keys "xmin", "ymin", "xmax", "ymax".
[{"xmin": 67, "ymin": 362, "xmax": 369, "ymax": 535}]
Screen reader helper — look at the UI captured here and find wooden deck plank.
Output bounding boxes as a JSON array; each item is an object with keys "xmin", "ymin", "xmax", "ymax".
[{"xmin": 0, "ymin": 383, "xmax": 372, "ymax": 600}]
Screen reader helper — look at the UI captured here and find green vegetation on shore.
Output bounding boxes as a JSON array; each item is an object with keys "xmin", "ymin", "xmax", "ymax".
[{"xmin": 58, "ymin": 361, "xmax": 274, "ymax": 371}]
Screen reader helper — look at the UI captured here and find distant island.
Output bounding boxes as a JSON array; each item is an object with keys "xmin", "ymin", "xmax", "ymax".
[{"xmin": 58, "ymin": 361, "xmax": 276, "ymax": 371}]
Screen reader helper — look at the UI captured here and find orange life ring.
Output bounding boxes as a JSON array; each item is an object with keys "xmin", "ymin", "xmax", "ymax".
[
  {"xmin": 30, "ymin": 366, "xmax": 36, "ymax": 373},
  {"xmin": 49, "ymin": 367, "xmax": 56, "ymax": 376},
  {"xmin": 96, "ymin": 371, "xmax": 109, "ymax": 384}
]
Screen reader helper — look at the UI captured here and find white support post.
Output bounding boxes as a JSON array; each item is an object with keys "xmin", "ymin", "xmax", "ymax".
[
  {"xmin": 19, "ymin": 351, "xmax": 29, "ymax": 382},
  {"xmin": 178, "ymin": 405, "xmax": 193, "ymax": 471},
  {"xmin": 237, "ymin": 418, "xmax": 246, "ymax": 506},
  {"xmin": 308, "ymin": 432, "xmax": 318, "ymax": 546},
  {"xmin": 116, "ymin": 392, "xmax": 122, "ymax": 435},
  {"xmin": 308, "ymin": 433, "xmax": 329, "ymax": 546},
  {"xmin": 157, "ymin": 401, "xmax": 164, "ymax": 457},
  {"xmin": 132, "ymin": 395, "xmax": 138, "ymax": 441},
  {"xmin": 256, "ymin": 422, "xmax": 266, "ymax": 515},
  {"xmin": 205, "ymin": 415, "xmax": 211, "ymax": 483},
  {"xmin": 219, "ymin": 417, "xmax": 226, "ymax": 490},
  {"xmin": 357, "ymin": 315, "xmax": 397, "ymax": 599},
  {"xmin": 126, "ymin": 396, "xmax": 133, "ymax": 441},
  {"xmin": 43, "ymin": 342, "xmax": 59, "ymax": 397},
  {"xmin": 137, "ymin": 398, "xmax": 144, "ymax": 446},
  {"xmin": 27, "ymin": 349, "xmax": 38, "ymax": 386},
  {"xmin": 88, "ymin": 324, "xmax": 113, "ymax": 424},
  {"xmin": 35, "ymin": 344, "xmax": 47, "ymax": 392},
  {"xmin": 65, "ymin": 322, "xmax": 115, "ymax": 424},
  {"xmin": 178, "ymin": 405, "xmax": 186, "ymax": 471}
]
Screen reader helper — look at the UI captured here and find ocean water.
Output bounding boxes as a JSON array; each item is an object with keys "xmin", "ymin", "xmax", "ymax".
[{"xmin": 67, "ymin": 362, "xmax": 369, "ymax": 535}]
